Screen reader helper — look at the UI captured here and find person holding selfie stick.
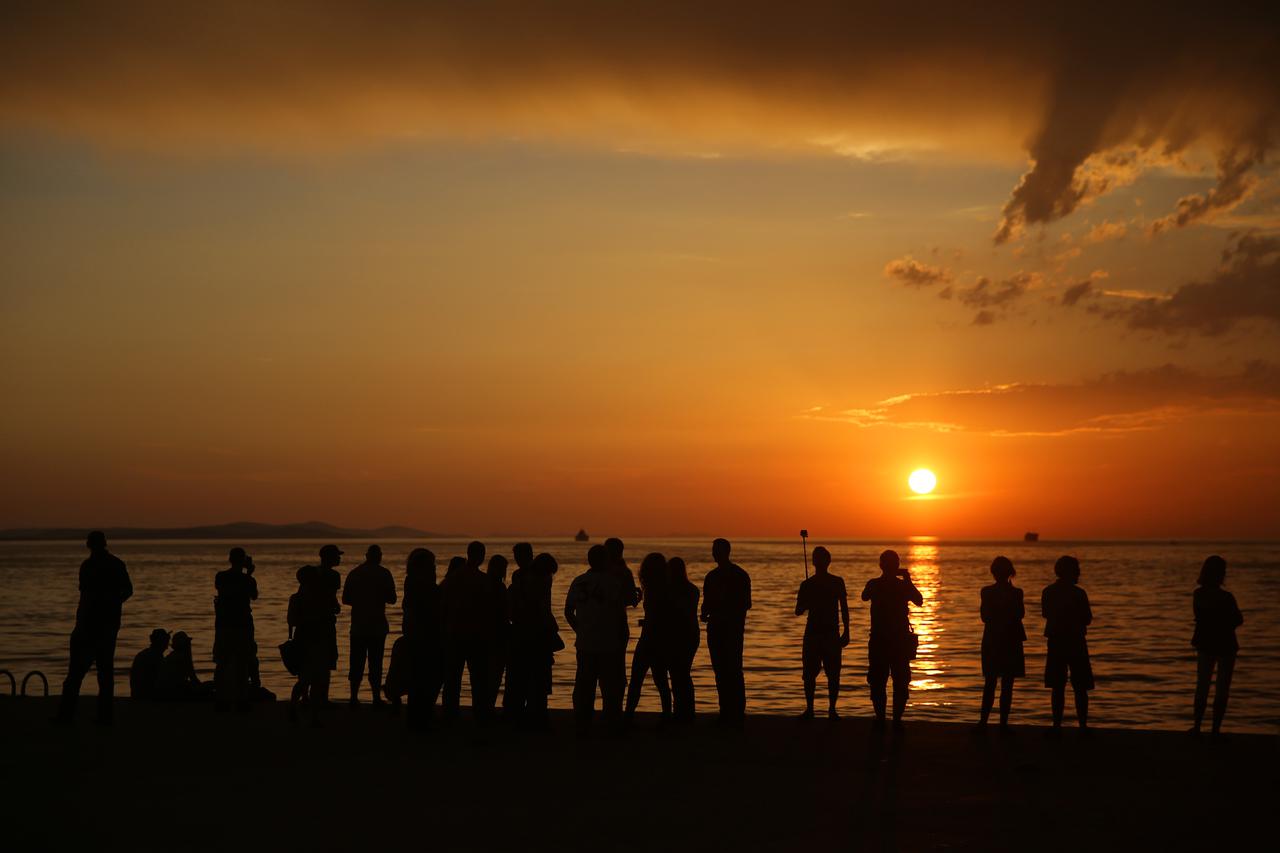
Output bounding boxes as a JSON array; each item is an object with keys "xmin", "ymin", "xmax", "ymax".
[
  {"xmin": 861, "ymin": 549, "xmax": 923, "ymax": 731},
  {"xmin": 795, "ymin": 543, "xmax": 849, "ymax": 719}
]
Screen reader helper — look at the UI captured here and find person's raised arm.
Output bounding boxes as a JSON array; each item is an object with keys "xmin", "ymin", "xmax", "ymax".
[{"xmin": 906, "ymin": 578, "xmax": 923, "ymax": 607}]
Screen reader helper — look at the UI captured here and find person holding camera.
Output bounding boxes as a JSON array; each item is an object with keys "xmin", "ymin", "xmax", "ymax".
[
  {"xmin": 861, "ymin": 549, "xmax": 923, "ymax": 731},
  {"xmin": 214, "ymin": 547, "xmax": 259, "ymax": 712}
]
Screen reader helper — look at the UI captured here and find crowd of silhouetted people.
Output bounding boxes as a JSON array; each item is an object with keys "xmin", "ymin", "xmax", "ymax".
[{"xmin": 51, "ymin": 531, "xmax": 1245, "ymax": 738}]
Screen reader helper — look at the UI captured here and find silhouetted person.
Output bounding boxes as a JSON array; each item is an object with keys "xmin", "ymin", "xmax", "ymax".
[
  {"xmin": 509, "ymin": 550, "xmax": 562, "ymax": 730},
  {"xmin": 402, "ymin": 548, "xmax": 443, "ymax": 731},
  {"xmin": 130, "ymin": 628, "xmax": 170, "ymax": 700},
  {"xmin": 213, "ymin": 547, "xmax": 258, "ymax": 712},
  {"xmin": 1191, "ymin": 555, "xmax": 1243, "ymax": 736},
  {"xmin": 977, "ymin": 556, "xmax": 1025, "ymax": 732},
  {"xmin": 155, "ymin": 631, "xmax": 208, "ymax": 701},
  {"xmin": 566, "ymin": 544, "xmax": 629, "ymax": 733},
  {"xmin": 1041, "ymin": 555, "xmax": 1093, "ymax": 735},
  {"xmin": 502, "ymin": 542, "xmax": 536, "ymax": 719},
  {"xmin": 666, "ymin": 557, "xmax": 700, "ymax": 724},
  {"xmin": 290, "ymin": 544, "xmax": 342, "ymax": 725},
  {"xmin": 624, "ymin": 552, "xmax": 674, "ymax": 726},
  {"xmin": 702, "ymin": 538, "xmax": 751, "ymax": 728},
  {"xmin": 441, "ymin": 543, "xmax": 493, "ymax": 721},
  {"xmin": 862, "ymin": 549, "xmax": 923, "ymax": 731},
  {"xmin": 605, "ymin": 537, "xmax": 642, "ymax": 607},
  {"xmin": 486, "ymin": 554, "xmax": 511, "ymax": 715},
  {"xmin": 55, "ymin": 531, "xmax": 133, "ymax": 725},
  {"xmin": 795, "ymin": 546, "xmax": 849, "ymax": 719},
  {"xmin": 343, "ymin": 544, "xmax": 397, "ymax": 707}
]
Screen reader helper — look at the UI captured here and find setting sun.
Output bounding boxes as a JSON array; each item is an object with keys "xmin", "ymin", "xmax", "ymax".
[{"xmin": 909, "ymin": 468, "xmax": 938, "ymax": 495}]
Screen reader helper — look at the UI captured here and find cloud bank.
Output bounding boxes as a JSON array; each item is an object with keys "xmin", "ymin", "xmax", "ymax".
[
  {"xmin": 3, "ymin": 2, "xmax": 1278, "ymax": 239},
  {"xmin": 806, "ymin": 362, "xmax": 1280, "ymax": 437}
]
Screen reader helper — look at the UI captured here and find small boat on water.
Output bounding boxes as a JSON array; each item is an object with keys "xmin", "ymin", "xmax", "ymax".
[
  {"xmin": 574, "ymin": 529, "xmax": 589, "ymax": 542},
  {"xmin": 1024, "ymin": 532, "xmax": 1040, "ymax": 542}
]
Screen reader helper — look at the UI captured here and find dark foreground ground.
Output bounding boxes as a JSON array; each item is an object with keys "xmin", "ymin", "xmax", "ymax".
[{"xmin": 2, "ymin": 697, "xmax": 1275, "ymax": 852}]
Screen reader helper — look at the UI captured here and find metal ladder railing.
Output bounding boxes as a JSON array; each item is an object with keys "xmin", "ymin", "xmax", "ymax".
[{"xmin": 0, "ymin": 669, "xmax": 49, "ymax": 697}]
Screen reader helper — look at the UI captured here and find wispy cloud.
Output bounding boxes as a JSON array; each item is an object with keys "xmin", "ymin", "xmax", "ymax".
[{"xmin": 803, "ymin": 362, "xmax": 1280, "ymax": 437}]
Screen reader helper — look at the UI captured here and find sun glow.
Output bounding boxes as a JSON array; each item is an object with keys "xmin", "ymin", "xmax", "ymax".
[{"xmin": 909, "ymin": 468, "xmax": 937, "ymax": 495}]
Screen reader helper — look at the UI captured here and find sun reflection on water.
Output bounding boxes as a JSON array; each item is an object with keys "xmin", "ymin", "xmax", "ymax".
[{"xmin": 907, "ymin": 541, "xmax": 946, "ymax": 692}]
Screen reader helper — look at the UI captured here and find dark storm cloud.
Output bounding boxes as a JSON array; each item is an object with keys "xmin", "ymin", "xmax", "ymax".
[
  {"xmin": 1122, "ymin": 232, "xmax": 1280, "ymax": 335},
  {"xmin": 2, "ymin": 2, "xmax": 1278, "ymax": 237}
]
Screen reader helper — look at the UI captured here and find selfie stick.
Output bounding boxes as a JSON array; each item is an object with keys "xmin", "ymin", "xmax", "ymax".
[{"xmin": 800, "ymin": 529, "xmax": 809, "ymax": 579}]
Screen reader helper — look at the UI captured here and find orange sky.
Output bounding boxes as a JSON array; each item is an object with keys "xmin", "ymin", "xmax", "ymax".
[{"xmin": 1, "ymin": 3, "xmax": 1278, "ymax": 537}]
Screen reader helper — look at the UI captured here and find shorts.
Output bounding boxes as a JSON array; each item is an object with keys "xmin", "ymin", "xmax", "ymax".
[
  {"xmin": 802, "ymin": 634, "xmax": 842, "ymax": 680},
  {"xmin": 1044, "ymin": 637, "xmax": 1094, "ymax": 690}
]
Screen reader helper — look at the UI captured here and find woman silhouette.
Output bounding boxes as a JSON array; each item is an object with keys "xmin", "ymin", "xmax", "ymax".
[
  {"xmin": 623, "ymin": 552, "xmax": 673, "ymax": 725},
  {"xmin": 978, "ymin": 556, "xmax": 1025, "ymax": 731},
  {"xmin": 1191, "ymin": 555, "xmax": 1243, "ymax": 736}
]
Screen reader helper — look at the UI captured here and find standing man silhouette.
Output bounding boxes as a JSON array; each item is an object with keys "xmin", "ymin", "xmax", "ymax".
[
  {"xmin": 861, "ymin": 549, "xmax": 922, "ymax": 731},
  {"xmin": 55, "ymin": 531, "xmax": 133, "ymax": 725},
  {"xmin": 1041, "ymin": 555, "xmax": 1094, "ymax": 735},
  {"xmin": 214, "ymin": 547, "xmax": 258, "ymax": 712},
  {"xmin": 342, "ymin": 544, "xmax": 397, "ymax": 707},
  {"xmin": 565, "ymin": 544, "xmax": 629, "ymax": 733},
  {"xmin": 441, "ymin": 543, "xmax": 492, "ymax": 721},
  {"xmin": 795, "ymin": 546, "xmax": 849, "ymax": 719},
  {"xmin": 290, "ymin": 544, "xmax": 342, "ymax": 726},
  {"xmin": 702, "ymin": 538, "xmax": 751, "ymax": 728}
]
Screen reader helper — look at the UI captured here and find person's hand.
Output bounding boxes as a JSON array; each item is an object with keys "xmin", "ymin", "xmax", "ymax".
[{"xmin": 245, "ymin": 558, "xmax": 255, "ymax": 575}]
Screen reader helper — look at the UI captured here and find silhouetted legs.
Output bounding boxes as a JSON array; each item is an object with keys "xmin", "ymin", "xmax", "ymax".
[
  {"xmin": 868, "ymin": 655, "xmax": 910, "ymax": 724},
  {"xmin": 707, "ymin": 622, "xmax": 746, "ymax": 726},
  {"xmin": 442, "ymin": 637, "xmax": 491, "ymax": 721},
  {"xmin": 979, "ymin": 676, "xmax": 1015, "ymax": 727},
  {"xmin": 349, "ymin": 629, "xmax": 387, "ymax": 705},
  {"xmin": 57, "ymin": 626, "xmax": 118, "ymax": 724},
  {"xmin": 214, "ymin": 628, "xmax": 253, "ymax": 712},
  {"xmin": 669, "ymin": 648, "xmax": 696, "ymax": 723},
  {"xmin": 408, "ymin": 640, "xmax": 442, "ymax": 732},
  {"xmin": 802, "ymin": 635, "xmax": 842, "ymax": 717},
  {"xmin": 1193, "ymin": 651, "xmax": 1235, "ymax": 734},
  {"xmin": 624, "ymin": 632, "xmax": 671, "ymax": 722},
  {"xmin": 573, "ymin": 649, "xmax": 625, "ymax": 733},
  {"xmin": 1050, "ymin": 683, "xmax": 1089, "ymax": 729}
]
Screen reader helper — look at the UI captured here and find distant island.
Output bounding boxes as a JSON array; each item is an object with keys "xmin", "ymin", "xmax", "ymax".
[{"xmin": 0, "ymin": 521, "xmax": 438, "ymax": 541}]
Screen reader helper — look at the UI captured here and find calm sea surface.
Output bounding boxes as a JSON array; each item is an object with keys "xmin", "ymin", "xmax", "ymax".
[{"xmin": 1, "ymin": 539, "xmax": 1276, "ymax": 733}]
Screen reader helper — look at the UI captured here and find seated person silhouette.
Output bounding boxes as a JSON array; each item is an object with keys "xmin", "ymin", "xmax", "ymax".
[
  {"xmin": 130, "ymin": 628, "xmax": 170, "ymax": 700},
  {"xmin": 155, "ymin": 631, "xmax": 210, "ymax": 701},
  {"xmin": 795, "ymin": 546, "xmax": 849, "ymax": 719},
  {"xmin": 1041, "ymin": 556, "xmax": 1093, "ymax": 735}
]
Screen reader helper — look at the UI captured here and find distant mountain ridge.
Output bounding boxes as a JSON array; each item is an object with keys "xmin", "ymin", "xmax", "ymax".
[{"xmin": 0, "ymin": 521, "xmax": 437, "ymax": 541}]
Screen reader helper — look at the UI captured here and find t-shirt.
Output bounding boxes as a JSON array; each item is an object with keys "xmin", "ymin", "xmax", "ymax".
[
  {"xmin": 440, "ymin": 566, "xmax": 490, "ymax": 639},
  {"xmin": 342, "ymin": 561, "xmax": 397, "ymax": 634},
  {"xmin": 76, "ymin": 551, "xmax": 133, "ymax": 629},
  {"xmin": 702, "ymin": 563, "xmax": 752, "ymax": 625},
  {"xmin": 1192, "ymin": 586, "xmax": 1243, "ymax": 655},
  {"xmin": 295, "ymin": 565, "xmax": 342, "ymax": 627},
  {"xmin": 566, "ymin": 569, "xmax": 629, "ymax": 653},
  {"xmin": 797, "ymin": 573, "xmax": 847, "ymax": 638},
  {"xmin": 862, "ymin": 575, "xmax": 923, "ymax": 637},
  {"xmin": 130, "ymin": 646, "xmax": 164, "ymax": 698},
  {"xmin": 1041, "ymin": 581, "xmax": 1092, "ymax": 640},
  {"xmin": 980, "ymin": 582, "xmax": 1026, "ymax": 645},
  {"xmin": 214, "ymin": 569, "xmax": 258, "ymax": 629}
]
